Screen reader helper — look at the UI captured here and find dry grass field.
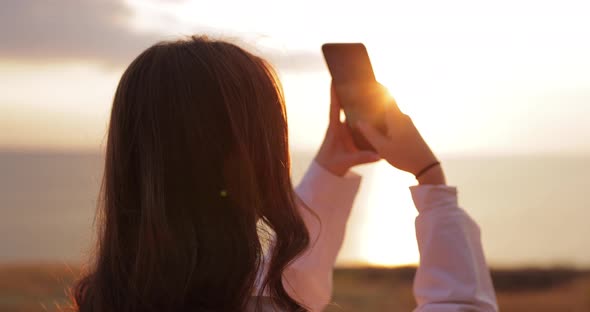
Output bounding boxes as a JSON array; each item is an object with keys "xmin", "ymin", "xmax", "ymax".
[{"xmin": 1, "ymin": 264, "xmax": 589, "ymax": 312}]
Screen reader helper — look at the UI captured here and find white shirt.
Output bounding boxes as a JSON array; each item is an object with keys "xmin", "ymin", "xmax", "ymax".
[{"xmin": 276, "ymin": 161, "xmax": 498, "ymax": 311}]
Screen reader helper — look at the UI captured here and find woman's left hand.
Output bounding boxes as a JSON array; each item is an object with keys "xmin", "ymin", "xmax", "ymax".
[{"xmin": 314, "ymin": 86, "xmax": 382, "ymax": 176}]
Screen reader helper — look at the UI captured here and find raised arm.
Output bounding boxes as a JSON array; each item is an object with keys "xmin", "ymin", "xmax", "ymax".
[
  {"xmin": 280, "ymin": 86, "xmax": 380, "ymax": 311},
  {"xmin": 411, "ymin": 185, "xmax": 497, "ymax": 311},
  {"xmin": 358, "ymin": 90, "xmax": 498, "ymax": 311},
  {"xmin": 283, "ymin": 161, "xmax": 361, "ymax": 311}
]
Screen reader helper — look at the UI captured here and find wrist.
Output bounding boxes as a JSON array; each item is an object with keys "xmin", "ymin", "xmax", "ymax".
[
  {"xmin": 314, "ymin": 155, "xmax": 348, "ymax": 177},
  {"xmin": 417, "ymin": 165, "xmax": 446, "ymax": 185}
]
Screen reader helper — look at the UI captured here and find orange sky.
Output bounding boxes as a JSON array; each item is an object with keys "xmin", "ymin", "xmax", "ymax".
[
  {"xmin": 1, "ymin": 0, "xmax": 590, "ymax": 267},
  {"xmin": 1, "ymin": 0, "xmax": 590, "ymax": 155}
]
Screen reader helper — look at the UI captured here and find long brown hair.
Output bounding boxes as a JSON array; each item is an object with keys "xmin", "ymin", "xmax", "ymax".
[{"xmin": 74, "ymin": 36, "xmax": 310, "ymax": 311}]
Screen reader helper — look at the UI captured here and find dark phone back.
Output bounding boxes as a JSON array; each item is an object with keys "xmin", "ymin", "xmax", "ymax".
[
  {"xmin": 322, "ymin": 43, "xmax": 377, "ymax": 83},
  {"xmin": 322, "ymin": 43, "xmax": 386, "ymax": 151}
]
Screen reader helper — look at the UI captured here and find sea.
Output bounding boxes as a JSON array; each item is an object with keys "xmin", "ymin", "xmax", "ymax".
[{"xmin": 1, "ymin": 150, "xmax": 589, "ymax": 269}]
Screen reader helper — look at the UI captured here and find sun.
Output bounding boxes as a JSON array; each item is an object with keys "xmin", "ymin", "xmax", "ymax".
[{"xmin": 358, "ymin": 162, "xmax": 420, "ymax": 267}]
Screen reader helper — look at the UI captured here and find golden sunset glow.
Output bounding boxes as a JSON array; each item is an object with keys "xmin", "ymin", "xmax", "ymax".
[
  {"xmin": 2, "ymin": 0, "xmax": 590, "ymax": 268},
  {"xmin": 359, "ymin": 162, "xmax": 420, "ymax": 266}
]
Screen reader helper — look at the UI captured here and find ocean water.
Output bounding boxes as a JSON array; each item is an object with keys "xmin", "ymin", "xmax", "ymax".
[{"xmin": 1, "ymin": 151, "xmax": 589, "ymax": 268}]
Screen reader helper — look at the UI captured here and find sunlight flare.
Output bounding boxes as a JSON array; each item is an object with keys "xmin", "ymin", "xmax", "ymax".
[{"xmin": 359, "ymin": 162, "xmax": 420, "ymax": 266}]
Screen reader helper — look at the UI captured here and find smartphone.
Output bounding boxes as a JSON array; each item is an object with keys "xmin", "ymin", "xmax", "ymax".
[{"xmin": 322, "ymin": 43, "xmax": 388, "ymax": 151}]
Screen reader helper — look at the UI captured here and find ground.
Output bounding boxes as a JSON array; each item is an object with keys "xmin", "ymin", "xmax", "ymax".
[{"xmin": 1, "ymin": 264, "xmax": 589, "ymax": 311}]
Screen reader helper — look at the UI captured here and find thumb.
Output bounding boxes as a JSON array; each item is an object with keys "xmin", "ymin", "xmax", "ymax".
[{"xmin": 357, "ymin": 121, "xmax": 389, "ymax": 152}]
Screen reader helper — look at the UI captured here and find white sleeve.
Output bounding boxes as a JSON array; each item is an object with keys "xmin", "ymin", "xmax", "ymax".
[
  {"xmin": 410, "ymin": 185, "xmax": 498, "ymax": 312},
  {"xmin": 284, "ymin": 161, "xmax": 362, "ymax": 312}
]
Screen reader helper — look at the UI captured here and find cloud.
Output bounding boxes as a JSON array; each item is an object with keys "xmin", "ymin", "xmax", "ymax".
[
  {"xmin": 0, "ymin": 0, "xmax": 162, "ymax": 66},
  {"xmin": 0, "ymin": 0, "xmax": 324, "ymax": 71}
]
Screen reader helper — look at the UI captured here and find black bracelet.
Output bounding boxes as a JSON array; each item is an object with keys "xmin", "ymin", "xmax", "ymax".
[{"xmin": 415, "ymin": 161, "xmax": 441, "ymax": 179}]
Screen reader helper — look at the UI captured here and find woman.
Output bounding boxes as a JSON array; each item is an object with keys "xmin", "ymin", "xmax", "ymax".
[{"xmin": 73, "ymin": 36, "xmax": 498, "ymax": 311}]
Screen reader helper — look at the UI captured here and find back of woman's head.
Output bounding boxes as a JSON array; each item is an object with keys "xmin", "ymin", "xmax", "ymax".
[{"xmin": 74, "ymin": 36, "xmax": 310, "ymax": 312}]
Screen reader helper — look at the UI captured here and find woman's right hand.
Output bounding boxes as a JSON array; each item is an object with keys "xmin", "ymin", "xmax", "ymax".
[{"xmin": 356, "ymin": 96, "xmax": 446, "ymax": 185}]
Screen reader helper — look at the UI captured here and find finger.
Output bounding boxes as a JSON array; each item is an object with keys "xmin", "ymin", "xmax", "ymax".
[
  {"xmin": 387, "ymin": 93, "xmax": 403, "ymax": 115},
  {"xmin": 340, "ymin": 123, "xmax": 360, "ymax": 150},
  {"xmin": 384, "ymin": 99, "xmax": 410, "ymax": 137},
  {"xmin": 345, "ymin": 151, "xmax": 381, "ymax": 166},
  {"xmin": 329, "ymin": 84, "xmax": 342, "ymax": 126},
  {"xmin": 384, "ymin": 103, "xmax": 398, "ymax": 134},
  {"xmin": 357, "ymin": 121, "xmax": 389, "ymax": 152}
]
